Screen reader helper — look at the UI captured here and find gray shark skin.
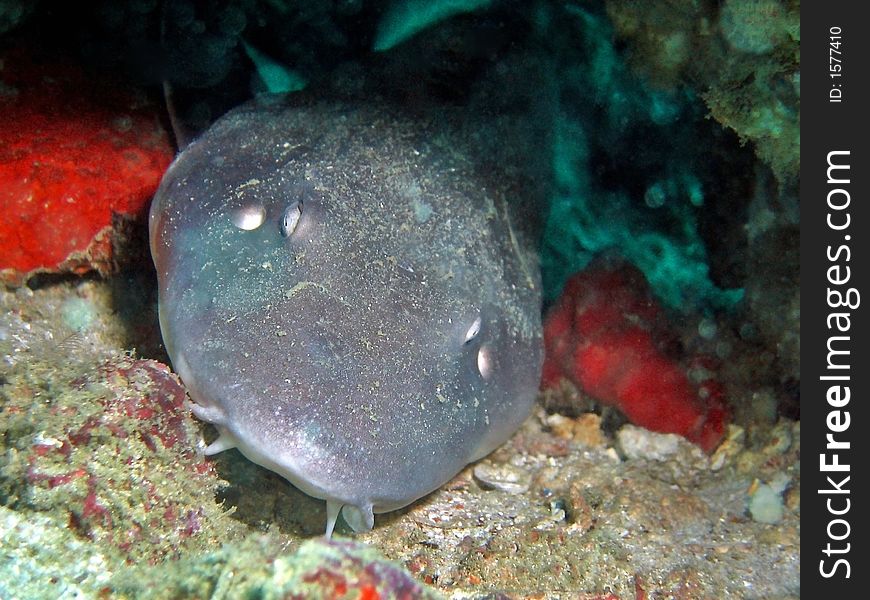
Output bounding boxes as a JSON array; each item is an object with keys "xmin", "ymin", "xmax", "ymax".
[{"xmin": 149, "ymin": 95, "xmax": 543, "ymax": 537}]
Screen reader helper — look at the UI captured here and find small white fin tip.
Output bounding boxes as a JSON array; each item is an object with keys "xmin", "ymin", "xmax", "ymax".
[
  {"xmin": 325, "ymin": 500, "xmax": 343, "ymax": 539},
  {"xmin": 203, "ymin": 432, "xmax": 236, "ymax": 455}
]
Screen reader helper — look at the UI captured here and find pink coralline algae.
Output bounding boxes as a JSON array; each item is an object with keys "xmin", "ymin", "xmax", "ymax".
[
  {"xmin": 542, "ymin": 259, "xmax": 729, "ymax": 452},
  {"xmin": 12, "ymin": 357, "xmax": 221, "ymax": 562},
  {"xmin": 266, "ymin": 538, "xmax": 442, "ymax": 600}
]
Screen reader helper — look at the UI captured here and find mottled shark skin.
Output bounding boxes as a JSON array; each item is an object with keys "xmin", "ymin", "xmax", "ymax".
[{"xmin": 149, "ymin": 95, "xmax": 543, "ymax": 537}]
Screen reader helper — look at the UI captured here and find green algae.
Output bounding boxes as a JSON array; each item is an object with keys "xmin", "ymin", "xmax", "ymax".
[
  {"xmin": 243, "ymin": 40, "xmax": 307, "ymax": 94},
  {"xmin": 538, "ymin": 4, "xmax": 744, "ymax": 311},
  {"xmin": 605, "ymin": 0, "xmax": 800, "ymax": 187},
  {"xmin": 373, "ymin": 0, "xmax": 493, "ymax": 51}
]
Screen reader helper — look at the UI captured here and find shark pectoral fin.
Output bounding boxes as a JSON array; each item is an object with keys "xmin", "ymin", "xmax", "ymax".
[
  {"xmin": 189, "ymin": 401, "xmax": 226, "ymax": 425},
  {"xmin": 325, "ymin": 500, "xmax": 343, "ymax": 539},
  {"xmin": 341, "ymin": 503, "xmax": 374, "ymax": 533}
]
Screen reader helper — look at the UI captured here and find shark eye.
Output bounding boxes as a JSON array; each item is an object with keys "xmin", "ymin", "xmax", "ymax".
[
  {"xmin": 231, "ymin": 203, "xmax": 266, "ymax": 230},
  {"xmin": 477, "ymin": 344, "xmax": 493, "ymax": 379},
  {"xmin": 280, "ymin": 200, "xmax": 303, "ymax": 237},
  {"xmin": 464, "ymin": 316, "xmax": 482, "ymax": 344}
]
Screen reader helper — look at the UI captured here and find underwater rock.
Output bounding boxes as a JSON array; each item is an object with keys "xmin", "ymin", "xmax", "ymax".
[
  {"xmin": 605, "ymin": 0, "xmax": 799, "ymax": 186},
  {"xmin": 473, "ymin": 462, "xmax": 531, "ymax": 495},
  {"xmin": 259, "ymin": 538, "xmax": 443, "ymax": 599},
  {"xmin": 718, "ymin": 0, "xmax": 798, "ymax": 55},
  {"xmin": 0, "ymin": 354, "xmax": 227, "ymax": 563},
  {"xmin": 107, "ymin": 533, "xmax": 444, "ymax": 599},
  {"xmin": 0, "ymin": 505, "xmax": 113, "ymax": 599},
  {"xmin": 744, "ymin": 225, "xmax": 800, "ymax": 386},
  {"xmin": 617, "ymin": 425, "xmax": 683, "ymax": 462}
]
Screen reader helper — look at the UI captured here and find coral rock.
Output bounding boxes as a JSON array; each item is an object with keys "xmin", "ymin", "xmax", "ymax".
[
  {"xmin": 3, "ymin": 355, "xmax": 223, "ymax": 563},
  {"xmin": 263, "ymin": 538, "xmax": 442, "ymax": 599}
]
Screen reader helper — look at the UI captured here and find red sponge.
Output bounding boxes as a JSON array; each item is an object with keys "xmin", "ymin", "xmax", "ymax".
[
  {"xmin": 0, "ymin": 46, "xmax": 173, "ymax": 286},
  {"xmin": 542, "ymin": 258, "xmax": 729, "ymax": 452}
]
